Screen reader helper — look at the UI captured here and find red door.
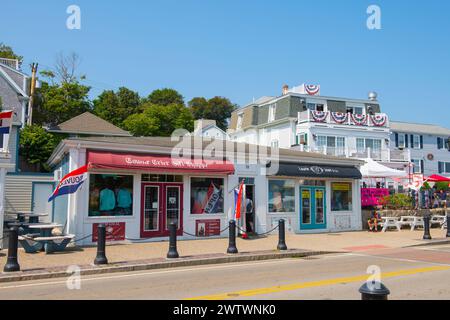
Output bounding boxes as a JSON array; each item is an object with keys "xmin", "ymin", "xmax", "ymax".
[{"xmin": 140, "ymin": 183, "xmax": 183, "ymax": 238}]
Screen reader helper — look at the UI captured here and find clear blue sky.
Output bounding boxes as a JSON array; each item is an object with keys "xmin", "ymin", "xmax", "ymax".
[{"xmin": 2, "ymin": 0, "xmax": 449, "ymax": 126}]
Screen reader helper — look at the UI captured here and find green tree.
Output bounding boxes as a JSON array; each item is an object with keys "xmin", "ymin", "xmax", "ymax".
[
  {"xmin": 146, "ymin": 88, "xmax": 184, "ymax": 106},
  {"xmin": 0, "ymin": 43, "xmax": 23, "ymax": 66},
  {"xmin": 123, "ymin": 103, "xmax": 193, "ymax": 136},
  {"xmin": 19, "ymin": 125, "xmax": 57, "ymax": 171},
  {"xmin": 189, "ymin": 96, "xmax": 237, "ymax": 130},
  {"xmin": 34, "ymin": 81, "xmax": 92, "ymax": 126},
  {"xmin": 93, "ymin": 87, "xmax": 141, "ymax": 128}
]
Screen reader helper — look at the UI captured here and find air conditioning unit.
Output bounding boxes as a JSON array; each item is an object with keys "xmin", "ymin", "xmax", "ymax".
[{"xmin": 54, "ymin": 168, "xmax": 62, "ymax": 182}]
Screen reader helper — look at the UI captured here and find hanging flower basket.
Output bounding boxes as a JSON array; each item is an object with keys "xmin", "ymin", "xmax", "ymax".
[
  {"xmin": 310, "ymin": 111, "xmax": 328, "ymax": 122},
  {"xmin": 331, "ymin": 112, "xmax": 348, "ymax": 124},
  {"xmin": 351, "ymin": 113, "xmax": 367, "ymax": 126}
]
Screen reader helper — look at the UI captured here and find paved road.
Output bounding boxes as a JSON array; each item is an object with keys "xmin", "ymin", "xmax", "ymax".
[{"xmin": 1, "ymin": 245, "xmax": 450, "ymax": 300}]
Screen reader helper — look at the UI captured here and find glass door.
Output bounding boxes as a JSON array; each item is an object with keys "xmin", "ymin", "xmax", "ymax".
[
  {"xmin": 300, "ymin": 186, "xmax": 327, "ymax": 230},
  {"xmin": 141, "ymin": 183, "xmax": 183, "ymax": 238}
]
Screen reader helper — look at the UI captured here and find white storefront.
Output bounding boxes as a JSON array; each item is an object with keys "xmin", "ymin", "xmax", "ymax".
[{"xmin": 47, "ymin": 136, "xmax": 363, "ymax": 245}]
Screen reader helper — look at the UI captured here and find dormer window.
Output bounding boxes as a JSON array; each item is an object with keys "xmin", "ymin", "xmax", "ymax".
[
  {"xmin": 236, "ymin": 113, "xmax": 243, "ymax": 130},
  {"xmin": 268, "ymin": 104, "xmax": 276, "ymax": 122}
]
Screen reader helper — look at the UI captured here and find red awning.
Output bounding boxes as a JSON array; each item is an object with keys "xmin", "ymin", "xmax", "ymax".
[
  {"xmin": 86, "ymin": 151, "xmax": 235, "ymax": 175},
  {"xmin": 426, "ymin": 174, "xmax": 450, "ymax": 182}
]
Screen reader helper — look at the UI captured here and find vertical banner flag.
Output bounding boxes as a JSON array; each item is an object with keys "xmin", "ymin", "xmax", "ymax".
[
  {"xmin": 0, "ymin": 110, "xmax": 13, "ymax": 151},
  {"xmin": 48, "ymin": 165, "xmax": 88, "ymax": 202},
  {"xmin": 234, "ymin": 180, "xmax": 245, "ymax": 219}
]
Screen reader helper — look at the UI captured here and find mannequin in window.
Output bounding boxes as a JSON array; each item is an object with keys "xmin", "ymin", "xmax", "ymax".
[
  {"xmin": 100, "ymin": 180, "xmax": 116, "ymax": 214},
  {"xmin": 117, "ymin": 181, "xmax": 132, "ymax": 215}
]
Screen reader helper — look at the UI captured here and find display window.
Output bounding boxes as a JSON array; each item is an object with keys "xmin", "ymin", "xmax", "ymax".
[
  {"xmin": 331, "ymin": 182, "xmax": 352, "ymax": 211},
  {"xmin": 89, "ymin": 174, "xmax": 133, "ymax": 217},
  {"xmin": 268, "ymin": 180, "xmax": 295, "ymax": 213},
  {"xmin": 190, "ymin": 177, "xmax": 224, "ymax": 214}
]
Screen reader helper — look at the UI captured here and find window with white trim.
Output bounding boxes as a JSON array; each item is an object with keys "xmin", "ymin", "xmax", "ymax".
[
  {"xmin": 438, "ymin": 162, "xmax": 450, "ymax": 174},
  {"xmin": 268, "ymin": 104, "xmax": 276, "ymax": 122},
  {"xmin": 398, "ymin": 134, "xmax": 405, "ymax": 149},
  {"xmin": 412, "ymin": 159, "xmax": 422, "ymax": 174},
  {"xmin": 412, "ymin": 135, "xmax": 420, "ymax": 149},
  {"xmin": 236, "ymin": 113, "xmax": 243, "ymax": 130}
]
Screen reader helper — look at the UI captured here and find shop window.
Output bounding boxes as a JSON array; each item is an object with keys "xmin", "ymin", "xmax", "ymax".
[
  {"xmin": 190, "ymin": 177, "xmax": 224, "ymax": 214},
  {"xmin": 331, "ymin": 182, "xmax": 352, "ymax": 212},
  {"xmin": 89, "ymin": 174, "xmax": 133, "ymax": 217},
  {"xmin": 268, "ymin": 180, "xmax": 295, "ymax": 213}
]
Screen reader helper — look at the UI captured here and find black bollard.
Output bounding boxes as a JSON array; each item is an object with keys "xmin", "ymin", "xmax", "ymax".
[
  {"xmin": 227, "ymin": 220, "xmax": 238, "ymax": 254},
  {"xmin": 423, "ymin": 214, "xmax": 432, "ymax": 240},
  {"xmin": 359, "ymin": 282, "xmax": 390, "ymax": 300},
  {"xmin": 446, "ymin": 215, "xmax": 450, "ymax": 238},
  {"xmin": 3, "ymin": 227, "xmax": 20, "ymax": 272},
  {"xmin": 277, "ymin": 219, "xmax": 288, "ymax": 251},
  {"xmin": 167, "ymin": 222, "xmax": 179, "ymax": 259},
  {"xmin": 94, "ymin": 224, "xmax": 108, "ymax": 265}
]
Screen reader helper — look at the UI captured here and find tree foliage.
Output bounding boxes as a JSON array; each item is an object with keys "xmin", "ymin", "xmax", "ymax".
[
  {"xmin": 123, "ymin": 103, "xmax": 193, "ymax": 136},
  {"xmin": 0, "ymin": 43, "xmax": 23, "ymax": 66},
  {"xmin": 19, "ymin": 125, "xmax": 57, "ymax": 170},
  {"xmin": 146, "ymin": 88, "xmax": 184, "ymax": 106},
  {"xmin": 34, "ymin": 81, "xmax": 92, "ymax": 127},
  {"xmin": 189, "ymin": 96, "xmax": 237, "ymax": 130},
  {"xmin": 93, "ymin": 87, "xmax": 141, "ymax": 128}
]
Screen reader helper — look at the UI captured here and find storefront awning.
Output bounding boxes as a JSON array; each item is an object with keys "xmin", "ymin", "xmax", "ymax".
[
  {"xmin": 273, "ymin": 162, "xmax": 362, "ymax": 179},
  {"xmin": 87, "ymin": 151, "xmax": 235, "ymax": 175}
]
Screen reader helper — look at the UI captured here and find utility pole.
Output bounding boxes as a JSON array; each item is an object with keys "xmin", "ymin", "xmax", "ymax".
[{"xmin": 27, "ymin": 63, "xmax": 38, "ymax": 126}]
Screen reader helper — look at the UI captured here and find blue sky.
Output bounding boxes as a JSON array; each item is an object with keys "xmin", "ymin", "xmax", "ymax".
[{"xmin": 1, "ymin": 0, "xmax": 449, "ymax": 126}]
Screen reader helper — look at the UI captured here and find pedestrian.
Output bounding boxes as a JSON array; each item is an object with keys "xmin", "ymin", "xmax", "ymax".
[{"xmin": 368, "ymin": 207, "xmax": 381, "ymax": 232}]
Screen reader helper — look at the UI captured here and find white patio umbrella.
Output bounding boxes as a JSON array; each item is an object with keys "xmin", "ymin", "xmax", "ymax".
[{"xmin": 360, "ymin": 158, "xmax": 408, "ymax": 178}]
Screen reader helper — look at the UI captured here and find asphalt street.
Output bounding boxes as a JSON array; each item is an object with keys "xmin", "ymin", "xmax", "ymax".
[{"xmin": 1, "ymin": 245, "xmax": 450, "ymax": 300}]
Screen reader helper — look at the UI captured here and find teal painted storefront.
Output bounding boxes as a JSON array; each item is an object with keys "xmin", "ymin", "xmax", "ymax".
[{"xmin": 299, "ymin": 186, "xmax": 326, "ymax": 230}]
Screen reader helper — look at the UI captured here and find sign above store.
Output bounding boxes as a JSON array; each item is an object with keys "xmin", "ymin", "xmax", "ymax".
[
  {"xmin": 273, "ymin": 162, "xmax": 362, "ymax": 179},
  {"xmin": 87, "ymin": 151, "xmax": 235, "ymax": 175}
]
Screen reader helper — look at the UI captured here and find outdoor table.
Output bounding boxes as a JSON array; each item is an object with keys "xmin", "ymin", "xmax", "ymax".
[
  {"xmin": 28, "ymin": 224, "xmax": 63, "ymax": 237},
  {"xmin": 26, "ymin": 213, "xmax": 48, "ymax": 224},
  {"xmin": 380, "ymin": 217, "xmax": 399, "ymax": 232}
]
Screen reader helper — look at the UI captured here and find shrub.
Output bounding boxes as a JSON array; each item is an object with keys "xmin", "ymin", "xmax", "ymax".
[{"xmin": 379, "ymin": 193, "xmax": 413, "ymax": 210}]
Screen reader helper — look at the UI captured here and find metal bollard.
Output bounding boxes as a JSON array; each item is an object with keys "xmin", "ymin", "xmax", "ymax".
[
  {"xmin": 167, "ymin": 222, "xmax": 179, "ymax": 259},
  {"xmin": 446, "ymin": 215, "xmax": 450, "ymax": 238},
  {"xmin": 227, "ymin": 220, "xmax": 238, "ymax": 254},
  {"xmin": 423, "ymin": 214, "xmax": 432, "ymax": 240},
  {"xmin": 3, "ymin": 227, "xmax": 20, "ymax": 272},
  {"xmin": 277, "ymin": 219, "xmax": 288, "ymax": 251},
  {"xmin": 94, "ymin": 224, "xmax": 108, "ymax": 265},
  {"xmin": 359, "ymin": 282, "xmax": 390, "ymax": 300}
]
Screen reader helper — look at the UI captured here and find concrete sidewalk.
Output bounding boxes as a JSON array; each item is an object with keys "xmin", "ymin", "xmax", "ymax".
[{"xmin": 0, "ymin": 229, "xmax": 448, "ymax": 282}]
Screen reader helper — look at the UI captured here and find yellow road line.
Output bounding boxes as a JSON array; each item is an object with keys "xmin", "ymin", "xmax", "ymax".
[{"xmin": 187, "ymin": 265, "xmax": 450, "ymax": 300}]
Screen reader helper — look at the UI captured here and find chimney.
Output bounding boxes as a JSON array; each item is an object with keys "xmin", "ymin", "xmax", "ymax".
[{"xmin": 282, "ymin": 84, "xmax": 289, "ymax": 95}]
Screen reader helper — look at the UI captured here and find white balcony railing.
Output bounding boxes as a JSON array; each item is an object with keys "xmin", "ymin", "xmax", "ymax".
[
  {"xmin": 298, "ymin": 110, "xmax": 389, "ymax": 128},
  {"xmin": 0, "ymin": 58, "xmax": 19, "ymax": 70},
  {"xmin": 291, "ymin": 145, "xmax": 410, "ymax": 162}
]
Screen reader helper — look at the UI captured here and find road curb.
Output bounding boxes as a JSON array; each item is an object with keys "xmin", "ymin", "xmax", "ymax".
[
  {"xmin": 405, "ymin": 239, "xmax": 450, "ymax": 248},
  {"xmin": 0, "ymin": 249, "xmax": 334, "ymax": 284}
]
